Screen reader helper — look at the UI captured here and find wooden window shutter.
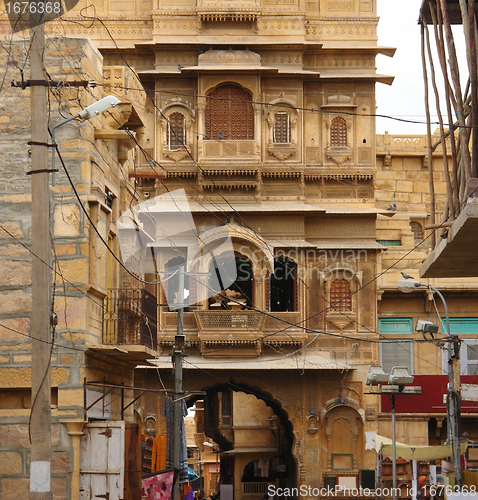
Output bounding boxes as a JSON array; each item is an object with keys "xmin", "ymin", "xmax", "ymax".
[
  {"xmin": 205, "ymin": 84, "xmax": 254, "ymax": 140},
  {"xmin": 264, "ymin": 270, "xmax": 270, "ymax": 311},
  {"xmin": 381, "ymin": 341, "xmax": 413, "ymax": 374},
  {"xmin": 330, "ymin": 278, "xmax": 352, "ymax": 311},
  {"xmin": 168, "ymin": 112, "xmax": 185, "ymax": 149},
  {"xmin": 274, "ymin": 112, "xmax": 290, "ymax": 143},
  {"xmin": 292, "ymin": 262, "xmax": 298, "ymax": 311},
  {"xmin": 188, "ymin": 265, "xmax": 197, "ymax": 309},
  {"xmin": 330, "ymin": 117, "xmax": 347, "ymax": 146}
]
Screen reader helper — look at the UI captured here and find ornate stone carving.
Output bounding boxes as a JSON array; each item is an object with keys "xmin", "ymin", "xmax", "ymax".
[
  {"xmin": 327, "ymin": 314, "xmax": 352, "ymax": 331},
  {"xmin": 163, "ymin": 148, "xmax": 190, "ymax": 162},
  {"xmin": 198, "ymin": 49, "xmax": 261, "ymax": 68},
  {"xmin": 267, "ymin": 144, "xmax": 296, "ymax": 160},
  {"xmin": 326, "ymin": 148, "xmax": 352, "ymax": 165}
]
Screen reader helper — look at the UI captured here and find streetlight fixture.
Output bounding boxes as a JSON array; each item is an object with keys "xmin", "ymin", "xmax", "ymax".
[
  {"xmin": 397, "ymin": 279, "xmax": 462, "ymax": 487},
  {"xmin": 366, "ymin": 365, "xmax": 421, "ymax": 500},
  {"xmin": 51, "ymin": 95, "xmax": 121, "ymax": 183}
]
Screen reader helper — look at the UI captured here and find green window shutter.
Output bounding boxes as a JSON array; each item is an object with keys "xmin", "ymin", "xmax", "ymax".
[
  {"xmin": 379, "ymin": 318, "xmax": 413, "ymax": 334},
  {"xmin": 441, "ymin": 318, "xmax": 478, "ymax": 335}
]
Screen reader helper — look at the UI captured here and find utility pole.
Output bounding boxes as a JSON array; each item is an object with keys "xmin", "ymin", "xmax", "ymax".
[
  {"xmin": 398, "ymin": 280, "xmax": 462, "ymax": 488},
  {"xmin": 29, "ymin": 14, "xmax": 52, "ymax": 500},
  {"xmin": 173, "ymin": 266, "xmax": 185, "ymax": 500},
  {"xmin": 430, "ymin": 285, "xmax": 462, "ymax": 488}
]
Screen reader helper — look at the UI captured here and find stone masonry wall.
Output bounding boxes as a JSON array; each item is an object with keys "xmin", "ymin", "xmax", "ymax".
[{"xmin": 0, "ymin": 35, "xmax": 129, "ymax": 499}]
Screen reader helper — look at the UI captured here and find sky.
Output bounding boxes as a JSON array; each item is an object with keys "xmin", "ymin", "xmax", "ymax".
[{"xmin": 375, "ymin": 0, "xmax": 466, "ymax": 136}]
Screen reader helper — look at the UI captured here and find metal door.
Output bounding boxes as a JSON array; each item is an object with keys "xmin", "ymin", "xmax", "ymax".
[{"xmin": 80, "ymin": 421, "xmax": 125, "ymax": 500}]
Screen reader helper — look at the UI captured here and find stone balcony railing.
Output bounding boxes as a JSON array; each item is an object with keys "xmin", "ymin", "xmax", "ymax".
[
  {"xmin": 201, "ymin": 140, "xmax": 259, "ymax": 161},
  {"xmin": 159, "ymin": 310, "xmax": 306, "ymax": 345}
]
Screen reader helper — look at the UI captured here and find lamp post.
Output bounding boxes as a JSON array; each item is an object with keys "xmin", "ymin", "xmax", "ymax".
[
  {"xmin": 397, "ymin": 280, "xmax": 462, "ymax": 488},
  {"xmin": 366, "ymin": 365, "xmax": 421, "ymax": 500},
  {"xmin": 203, "ymin": 441, "xmax": 219, "ymax": 494}
]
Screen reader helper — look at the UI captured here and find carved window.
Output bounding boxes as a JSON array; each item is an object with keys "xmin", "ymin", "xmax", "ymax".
[
  {"xmin": 270, "ymin": 257, "xmax": 297, "ymax": 312},
  {"xmin": 208, "ymin": 254, "xmax": 253, "ymax": 310},
  {"xmin": 330, "ymin": 117, "xmax": 347, "ymax": 147},
  {"xmin": 205, "ymin": 84, "xmax": 254, "ymax": 140},
  {"xmin": 410, "ymin": 221, "xmax": 424, "ymax": 244},
  {"xmin": 168, "ymin": 112, "xmax": 186, "ymax": 150},
  {"xmin": 273, "ymin": 112, "xmax": 291, "ymax": 143},
  {"xmin": 330, "ymin": 278, "xmax": 351, "ymax": 311}
]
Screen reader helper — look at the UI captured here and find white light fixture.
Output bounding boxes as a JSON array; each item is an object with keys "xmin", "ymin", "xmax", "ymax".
[
  {"xmin": 51, "ymin": 95, "xmax": 121, "ymax": 184},
  {"xmin": 397, "ymin": 279, "xmax": 421, "ymax": 293},
  {"xmin": 78, "ymin": 95, "xmax": 121, "ymax": 120},
  {"xmin": 366, "ymin": 364, "xmax": 389, "ymax": 388}
]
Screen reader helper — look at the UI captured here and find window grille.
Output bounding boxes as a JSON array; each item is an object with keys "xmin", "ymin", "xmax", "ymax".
[
  {"xmin": 168, "ymin": 112, "xmax": 185, "ymax": 150},
  {"xmin": 273, "ymin": 112, "xmax": 290, "ymax": 143},
  {"xmin": 330, "ymin": 117, "xmax": 347, "ymax": 146},
  {"xmin": 330, "ymin": 278, "xmax": 352, "ymax": 311}
]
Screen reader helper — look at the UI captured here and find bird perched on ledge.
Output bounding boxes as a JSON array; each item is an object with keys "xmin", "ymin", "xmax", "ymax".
[{"xmin": 387, "ymin": 203, "xmax": 397, "ymax": 211}]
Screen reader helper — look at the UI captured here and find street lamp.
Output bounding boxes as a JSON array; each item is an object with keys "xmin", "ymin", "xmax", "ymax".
[
  {"xmin": 51, "ymin": 95, "xmax": 121, "ymax": 183},
  {"xmin": 397, "ymin": 279, "xmax": 462, "ymax": 487},
  {"xmin": 366, "ymin": 365, "xmax": 421, "ymax": 500},
  {"xmin": 203, "ymin": 442, "xmax": 219, "ymax": 493}
]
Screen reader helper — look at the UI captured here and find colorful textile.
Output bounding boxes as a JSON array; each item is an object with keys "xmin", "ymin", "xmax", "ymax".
[
  {"xmin": 142, "ymin": 437, "xmax": 154, "ymax": 473},
  {"xmin": 141, "ymin": 469, "xmax": 174, "ymax": 500},
  {"xmin": 152, "ymin": 434, "xmax": 167, "ymax": 472}
]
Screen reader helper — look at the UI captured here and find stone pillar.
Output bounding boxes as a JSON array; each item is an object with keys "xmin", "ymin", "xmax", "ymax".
[
  {"xmin": 60, "ymin": 420, "xmax": 87, "ymax": 500},
  {"xmin": 197, "ymin": 97, "xmax": 206, "ymax": 158}
]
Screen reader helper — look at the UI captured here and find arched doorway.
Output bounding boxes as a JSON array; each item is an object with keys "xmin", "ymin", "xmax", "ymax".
[
  {"xmin": 189, "ymin": 381, "xmax": 296, "ymax": 500},
  {"xmin": 321, "ymin": 405, "xmax": 364, "ymax": 475}
]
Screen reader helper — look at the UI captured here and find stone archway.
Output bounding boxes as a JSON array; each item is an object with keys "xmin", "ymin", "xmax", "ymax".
[{"xmin": 189, "ymin": 380, "xmax": 298, "ymax": 497}]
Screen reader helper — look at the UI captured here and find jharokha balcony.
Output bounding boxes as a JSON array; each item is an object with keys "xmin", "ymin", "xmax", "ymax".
[{"xmin": 159, "ymin": 310, "xmax": 307, "ymax": 355}]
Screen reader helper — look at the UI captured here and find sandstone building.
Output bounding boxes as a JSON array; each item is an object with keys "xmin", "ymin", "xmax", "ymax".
[{"xmin": 0, "ymin": 1, "xmax": 477, "ymax": 499}]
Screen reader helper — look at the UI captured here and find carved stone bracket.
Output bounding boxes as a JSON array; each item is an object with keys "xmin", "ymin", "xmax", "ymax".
[
  {"xmin": 267, "ymin": 144, "xmax": 296, "ymax": 160},
  {"xmin": 163, "ymin": 147, "xmax": 190, "ymax": 162},
  {"xmin": 326, "ymin": 148, "xmax": 352, "ymax": 165}
]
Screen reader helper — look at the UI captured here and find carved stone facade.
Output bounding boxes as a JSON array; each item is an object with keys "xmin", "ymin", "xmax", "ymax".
[
  {"xmin": 81, "ymin": 0, "xmax": 386, "ymax": 495},
  {"xmin": 6, "ymin": 1, "xmax": 473, "ymax": 499}
]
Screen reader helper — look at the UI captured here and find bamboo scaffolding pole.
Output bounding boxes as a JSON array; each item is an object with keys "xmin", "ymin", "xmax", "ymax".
[
  {"xmin": 430, "ymin": 2, "xmax": 461, "ymax": 216},
  {"xmin": 439, "ymin": 0, "xmax": 472, "ymax": 183},
  {"xmin": 421, "ymin": 16, "xmax": 437, "ymax": 248},
  {"xmin": 459, "ymin": 0, "xmax": 478, "ymax": 178},
  {"xmin": 424, "ymin": 13, "xmax": 455, "ymax": 220}
]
